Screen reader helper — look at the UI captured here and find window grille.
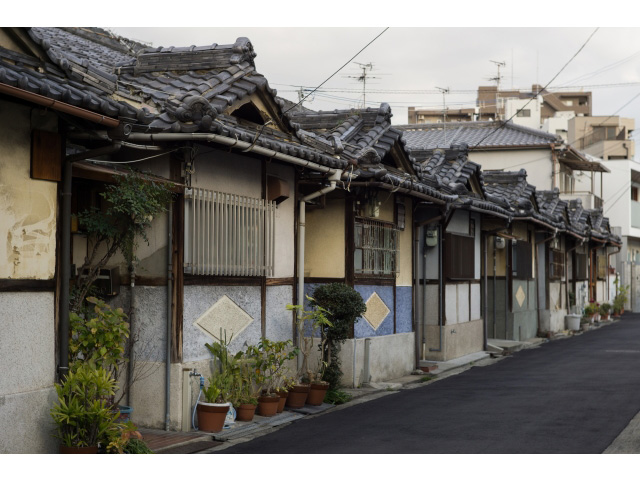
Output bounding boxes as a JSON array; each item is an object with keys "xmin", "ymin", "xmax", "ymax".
[
  {"xmin": 512, "ymin": 241, "xmax": 533, "ymax": 279},
  {"xmin": 549, "ymin": 249, "xmax": 564, "ymax": 280},
  {"xmin": 444, "ymin": 232, "xmax": 475, "ymax": 280},
  {"xmin": 597, "ymin": 255, "xmax": 607, "ymax": 280},
  {"xmin": 354, "ymin": 218, "xmax": 398, "ymax": 276},
  {"xmin": 573, "ymin": 253, "xmax": 588, "ymax": 280},
  {"xmin": 184, "ymin": 188, "xmax": 275, "ymax": 276}
]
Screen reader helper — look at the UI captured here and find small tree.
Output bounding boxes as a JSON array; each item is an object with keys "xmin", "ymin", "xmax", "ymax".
[
  {"xmin": 71, "ymin": 170, "xmax": 174, "ymax": 313},
  {"xmin": 311, "ymin": 283, "xmax": 366, "ymax": 390}
]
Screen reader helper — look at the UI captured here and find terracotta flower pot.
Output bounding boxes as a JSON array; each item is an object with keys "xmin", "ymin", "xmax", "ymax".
[
  {"xmin": 306, "ymin": 382, "xmax": 329, "ymax": 406},
  {"xmin": 257, "ymin": 395, "xmax": 280, "ymax": 417},
  {"xmin": 196, "ymin": 402, "xmax": 230, "ymax": 433},
  {"xmin": 59, "ymin": 445, "xmax": 99, "ymax": 454},
  {"xmin": 285, "ymin": 384, "xmax": 310, "ymax": 409},
  {"xmin": 276, "ymin": 390, "xmax": 289, "ymax": 413},
  {"xmin": 235, "ymin": 403, "xmax": 257, "ymax": 422}
]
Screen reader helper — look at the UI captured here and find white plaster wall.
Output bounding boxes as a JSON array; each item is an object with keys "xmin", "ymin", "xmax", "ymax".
[
  {"xmin": 471, "ymin": 283, "xmax": 481, "ymax": 320},
  {"xmin": 471, "ymin": 149, "xmax": 554, "ymax": 191},
  {"xmin": 0, "ymin": 101, "xmax": 58, "ymax": 279},
  {"xmin": 602, "ymin": 160, "xmax": 632, "ymax": 237},
  {"xmin": 191, "ymin": 149, "xmax": 261, "ymax": 197},
  {"xmin": 267, "ymin": 163, "xmax": 295, "ymax": 278}
]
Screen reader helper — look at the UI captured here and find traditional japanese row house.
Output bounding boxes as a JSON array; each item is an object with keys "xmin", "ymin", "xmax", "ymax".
[{"xmin": 0, "ymin": 27, "xmax": 623, "ymax": 453}]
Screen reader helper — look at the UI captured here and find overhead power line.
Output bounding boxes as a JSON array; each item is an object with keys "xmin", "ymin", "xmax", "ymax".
[{"xmin": 472, "ymin": 27, "xmax": 600, "ymax": 150}]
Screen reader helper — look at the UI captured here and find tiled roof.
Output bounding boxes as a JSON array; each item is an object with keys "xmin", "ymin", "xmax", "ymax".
[
  {"xmin": 1, "ymin": 27, "xmax": 621, "ymax": 245},
  {"xmin": 287, "ymin": 103, "xmax": 409, "ymax": 167},
  {"xmin": 398, "ymin": 121, "xmax": 559, "ymax": 150},
  {"xmin": 5, "ymin": 27, "xmax": 348, "ymax": 171},
  {"xmin": 411, "ymin": 144, "xmax": 483, "ymax": 196}
]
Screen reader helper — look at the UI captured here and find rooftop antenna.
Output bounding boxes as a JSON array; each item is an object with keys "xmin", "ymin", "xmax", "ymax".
[
  {"xmin": 436, "ymin": 87, "xmax": 449, "ymax": 147},
  {"xmin": 489, "ymin": 60, "xmax": 506, "ymax": 120},
  {"xmin": 345, "ymin": 62, "xmax": 379, "ymax": 109}
]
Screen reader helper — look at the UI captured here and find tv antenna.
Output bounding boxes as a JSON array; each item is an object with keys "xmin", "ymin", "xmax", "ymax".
[
  {"xmin": 489, "ymin": 60, "xmax": 506, "ymax": 120},
  {"xmin": 344, "ymin": 62, "xmax": 379, "ymax": 109},
  {"xmin": 436, "ymin": 87, "xmax": 449, "ymax": 146}
]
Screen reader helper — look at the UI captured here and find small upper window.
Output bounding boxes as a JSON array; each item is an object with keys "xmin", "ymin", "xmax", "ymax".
[{"xmin": 516, "ymin": 109, "xmax": 531, "ymax": 117}]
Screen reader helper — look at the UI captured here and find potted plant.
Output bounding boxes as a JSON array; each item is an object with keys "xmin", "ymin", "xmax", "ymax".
[
  {"xmin": 613, "ymin": 280, "xmax": 629, "ymax": 316},
  {"xmin": 50, "ymin": 362, "xmax": 121, "ymax": 453},
  {"xmin": 247, "ymin": 338, "xmax": 299, "ymax": 417},
  {"xmin": 230, "ymin": 349, "xmax": 260, "ymax": 422},
  {"xmin": 198, "ymin": 332, "xmax": 235, "ymax": 432},
  {"xmin": 599, "ymin": 303, "xmax": 611, "ymax": 321},
  {"xmin": 286, "ymin": 297, "xmax": 332, "ymax": 408},
  {"xmin": 584, "ymin": 301, "xmax": 598, "ymax": 323},
  {"xmin": 68, "ymin": 297, "xmax": 131, "ymax": 419}
]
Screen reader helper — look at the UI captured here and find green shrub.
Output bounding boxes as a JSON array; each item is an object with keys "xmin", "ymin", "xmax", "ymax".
[{"xmin": 311, "ymin": 283, "xmax": 366, "ymax": 390}]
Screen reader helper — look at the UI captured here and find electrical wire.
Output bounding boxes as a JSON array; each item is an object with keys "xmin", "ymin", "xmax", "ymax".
[
  {"xmin": 472, "ymin": 27, "xmax": 600, "ymax": 150},
  {"xmin": 280, "ymin": 27, "xmax": 389, "ymax": 117}
]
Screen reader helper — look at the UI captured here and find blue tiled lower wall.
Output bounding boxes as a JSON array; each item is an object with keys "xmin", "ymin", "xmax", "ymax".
[{"xmin": 305, "ymin": 283, "xmax": 413, "ymax": 338}]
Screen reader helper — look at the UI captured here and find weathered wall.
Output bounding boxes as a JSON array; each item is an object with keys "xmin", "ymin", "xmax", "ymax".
[
  {"xmin": 0, "ymin": 100, "xmax": 58, "ymax": 279},
  {"xmin": 423, "ymin": 319, "xmax": 484, "ymax": 362},
  {"xmin": 0, "ymin": 100, "xmax": 59, "ymax": 453},
  {"xmin": 397, "ymin": 197, "xmax": 413, "ymax": 287}
]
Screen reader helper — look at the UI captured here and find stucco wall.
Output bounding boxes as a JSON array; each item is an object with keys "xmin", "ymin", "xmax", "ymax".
[
  {"xmin": 397, "ymin": 197, "xmax": 413, "ymax": 286},
  {"xmin": 470, "ymin": 149, "xmax": 554, "ymax": 191},
  {"xmin": 305, "ymin": 196, "xmax": 345, "ymax": 278},
  {"xmin": 0, "ymin": 100, "xmax": 58, "ymax": 280}
]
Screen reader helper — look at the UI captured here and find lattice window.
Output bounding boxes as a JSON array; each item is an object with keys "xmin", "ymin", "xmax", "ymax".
[
  {"xmin": 184, "ymin": 188, "xmax": 275, "ymax": 276},
  {"xmin": 444, "ymin": 232, "xmax": 475, "ymax": 280},
  {"xmin": 597, "ymin": 255, "xmax": 607, "ymax": 280},
  {"xmin": 512, "ymin": 241, "xmax": 533, "ymax": 279},
  {"xmin": 354, "ymin": 218, "xmax": 398, "ymax": 276},
  {"xmin": 574, "ymin": 253, "xmax": 588, "ymax": 280},
  {"xmin": 549, "ymin": 249, "xmax": 564, "ymax": 280}
]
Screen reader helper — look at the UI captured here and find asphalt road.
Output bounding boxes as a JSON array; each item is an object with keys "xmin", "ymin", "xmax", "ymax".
[{"xmin": 220, "ymin": 316, "xmax": 640, "ymax": 454}]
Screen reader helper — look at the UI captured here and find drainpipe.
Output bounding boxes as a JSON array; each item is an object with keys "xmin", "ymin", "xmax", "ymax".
[
  {"xmin": 589, "ymin": 244, "xmax": 601, "ymax": 302},
  {"xmin": 535, "ymin": 230, "xmax": 557, "ymax": 335},
  {"xmin": 126, "ymin": 262, "xmax": 135, "ymax": 407},
  {"xmin": 58, "ymin": 142, "xmax": 122, "ymax": 380},
  {"xmin": 430, "ymin": 224, "xmax": 444, "ymax": 352},
  {"xmin": 296, "ymin": 170, "xmax": 342, "ymax": 370},
  {"xmin": 0, "ymin": 83, "xmax": 120, "ymax": 128},
  {"xmin": 607, "ymin": 245, "xmax": 621, "ymax": 302},
  {"xmin": 165, "ymin": 201, "xmax": 173, "ymax": 431},
  {"xmin": 413, "ymin": 216, "xmax": 443, "ymax": 362},
  {"xmin": 566, "ymin": 239, "xmax": 585, "ymax": 314},
  {"xmin": 124, "ymin": 132, "xmax": 343, "ymax": 176}
]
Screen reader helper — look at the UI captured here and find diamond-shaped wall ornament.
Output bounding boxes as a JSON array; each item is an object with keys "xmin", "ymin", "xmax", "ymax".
[
  {"xmin": 194, "ymin": 295, "xmax": 253, "ymax": 340},
  {"xmin": 516, "ymin": 285, "xmax": 526, "ymax": 308},
  {"xmin": 362, "ymin": 292, "xmax": 390, "ymax": 331}
]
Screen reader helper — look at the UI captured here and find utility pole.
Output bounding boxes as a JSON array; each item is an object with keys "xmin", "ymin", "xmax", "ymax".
[
  {"xmin": 436, "ymin": 87, "xmax": 449, "ymax": 147},
  {"xmin": 489, "ymin": 60, "xmax": 506, "ymax": 120},
  {"xmin": 297, "ymin": 87, "xmax": 305, "ymax": 112}
]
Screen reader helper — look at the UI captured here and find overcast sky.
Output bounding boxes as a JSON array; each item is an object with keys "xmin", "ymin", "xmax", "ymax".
[{"xmin": 107, "ymin": 25, "xmax": 640, "ymax": 134}]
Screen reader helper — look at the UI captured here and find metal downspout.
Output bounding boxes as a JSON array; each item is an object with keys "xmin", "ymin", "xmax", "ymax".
[
  {"xmin": 296, "ymin": 170, "xmax": 342, "ymax": 372},
  {"xmin": 483, "ymin": 232, "xmax": 488, "ymax": 350},
  {"xmin": 58, "ymin": 142, "xmax": 122, "ymax": 380},
  {"xmin": 127, "ymin": 262, "xmax": 135, "ymax": 407},
  {"xmin": 166, "ymin": 201, "xmax": 173, "ymax": 431},
  {"xmin": 430, "ymin": 224, "xmax": 444, "ymax": 352},
  {"xmin": 566, "ymin": 240, "xmax": 584, "ymax": 314}
]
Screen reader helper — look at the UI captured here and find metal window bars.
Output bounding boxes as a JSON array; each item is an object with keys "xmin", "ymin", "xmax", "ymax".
[
  {"xmin": 184, "ymin": 188, "xmax": 275, "ymax": 276},
  {"xmin": 354, "ymin": 218, "xmax": 398, "ymax": 275}
]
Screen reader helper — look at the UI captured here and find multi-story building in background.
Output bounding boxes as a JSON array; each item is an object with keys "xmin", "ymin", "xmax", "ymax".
[{"xmin": 408, "ymin": 84, "xmax": 592, "ymax": 126}]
